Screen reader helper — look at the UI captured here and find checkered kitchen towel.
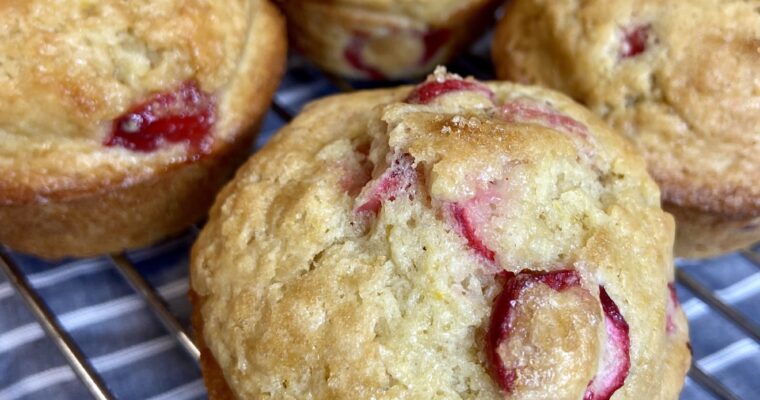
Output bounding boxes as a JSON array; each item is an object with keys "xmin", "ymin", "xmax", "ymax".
[{"xmin": 2, "ymin": 54, "xmax": 759, "ymax": 400}]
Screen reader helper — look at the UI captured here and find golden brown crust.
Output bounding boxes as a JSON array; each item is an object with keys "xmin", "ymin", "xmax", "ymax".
[
  {"xmin": 492, "ymin": 0, "xmax": 760, "ymax": 257},
  {"xmin": 0, "ymin": 0, "xmax": 250, "ymax": 197},
  {"xmin": 0, "ymin": 132, "xmax": 252, "ymax": 259},
  {"xmin": 278, "ymin": 0, "xmax": 499, "ymax": 79},
  {"xmin": 191, "ymin": 291, "xmax": 236, "ymax": 400},
  {"xmin": 666, "ymin": 203, "xmax": 760, "ymax": 259},
  {"xmin": 0, "ymin": 0, "xmax": 287, "ymax": 258}
]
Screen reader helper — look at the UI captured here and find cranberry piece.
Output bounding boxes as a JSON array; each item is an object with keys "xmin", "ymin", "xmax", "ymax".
[
  {"xmin": 355, "ymin": 153, "xmax": 417, "ymax": 215},
  {"xmin": 105, "ymin": 81, "xmax": 215, "ymax": 154},
  {"xmin": 500, "ymin": 99, "xmax": 589, "ymax": 139},
  {"xmin": 584, "ymin": 287, "xmax": 631, "ymax": 400},
  {"xmin": 343, "ymin": 33, "xmax": 386, "ymax": 80},
  {"xmin": 406, "ymin": 79, "xmax": 494, "ymax": 104},
  {"xmin": 486, "ymin": 270, "xmax": 585, "ymax": 393},
  {"xmin": 620, "ymin": 25, "xmax": 650, "ymax": 58},
  {"xmin": 666, "ymin": 282, "xmax": 681, "ymax": 334},
  {"xmin": 450, "ymin": 203, "xmax": 496, "ymax": 264},
  {"xmin": 420, "ymin": 28, "xmax": 451, "ymax": 65},
  {"xmin": 446, "ymin": 183, "xmax": 505, "ymax": 266}
]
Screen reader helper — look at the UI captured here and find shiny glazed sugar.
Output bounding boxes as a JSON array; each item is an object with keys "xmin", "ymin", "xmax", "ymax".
[
  {"xmin": 105, "ymin": 81, "xmax": 216, "ymax": 154},
  {"xmin": 191, "ymin": 69, "xmax": 689, "ymax": 399}
]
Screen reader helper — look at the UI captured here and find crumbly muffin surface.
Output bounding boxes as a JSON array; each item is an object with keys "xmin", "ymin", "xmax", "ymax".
[
  {"xmin": 493, "ymin": 0, "xmax": 760, "ymax": 217},
  {"xmin": 192, "ymin": 70, "xmax": 689, "ymax": 399},
  {"xmin": 0, "ymin": 0, "xmax": 254, "ymax": 202}
]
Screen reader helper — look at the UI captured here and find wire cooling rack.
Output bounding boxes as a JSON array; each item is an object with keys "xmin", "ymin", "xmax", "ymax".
[{"xmin": 1, "ymin": 37, "xmax": 759, "ymax": 400}]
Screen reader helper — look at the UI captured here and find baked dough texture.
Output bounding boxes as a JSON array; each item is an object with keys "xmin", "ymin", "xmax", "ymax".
[
  {"xmin": 0, "ymin": 0, "xmax": 287, "ymax": 258},
  {"xmin": 277, "ymin": 0, "xmax": 501, "ymax": 79},
  {"xmin": 492, "ymin": 0, "xmax": 760, "ymax": 258},
  {"xmin": 191, "ymin": 69, "xmax": 690, "ymax": 399}
]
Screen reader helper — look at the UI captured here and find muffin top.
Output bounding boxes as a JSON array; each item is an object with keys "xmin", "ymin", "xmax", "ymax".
[
  {"xmin": 0, "ymin": 0, "xmax": 266, "ymax": 203},
  {"xmin": 191, "ymin": 69, "xmax": 689, "ymax": 399},
  {"xmin": 282, "ymin": 0, "xmax": 495, "ymax": 24},
  {"xmin": 493, "ymin": 0, "xmax": 760, "ymax": 217}
]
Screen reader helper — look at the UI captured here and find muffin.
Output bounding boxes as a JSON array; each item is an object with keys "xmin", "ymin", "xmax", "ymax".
[
  {"xmin": 191, "ymin": 69, "xmax": 690, "ymax": 399},
  {"xmin": 277, "ymin": 0, "xmax": 502, "ymax": 80},
  {"xmin": 492, "ymin": 0, "xmax": 760, "ymax": 258},
  {"xmin": 0, "ymin": 0, "xmax": 287, "ymax": 259}
]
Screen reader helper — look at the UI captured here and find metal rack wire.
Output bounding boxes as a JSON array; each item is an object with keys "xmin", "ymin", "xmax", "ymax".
[
  {"xmin": 676, "ymin": 262, "xmax": 760, "ymax": 400},
  {"xmin": 1, "ymin": 53, "xmax": 758, "ymax": 400}
]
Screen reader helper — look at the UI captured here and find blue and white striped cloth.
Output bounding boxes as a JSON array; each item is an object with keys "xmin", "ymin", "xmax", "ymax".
[{"xmin": 1, "ymin": 51, "xmax": 759, "ymax": 400}]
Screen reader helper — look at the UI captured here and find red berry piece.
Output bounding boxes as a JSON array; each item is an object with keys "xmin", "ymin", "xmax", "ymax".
[
  {"xmin": 584, "ymin": 287, "xmax": 631, "ymax": 400},
  {"xmin": 355, "ymin": 153, "xmax": 417, "ymax": 215},
  {"xmin": 666, "ymin": 282, "xmax": 681, "ymax": 334},
  {"xmin": 343, "ymin": 33, "xmax": 386, "ymax": 80},
  {"xmin": 447, "ymin": 184, "xmax": 503, "ymax": 265},
  {"xmin": 500, "ymin": 99, "xmax": 589, "ymax": 139},
  {"xmin": 406, "ymin": 79, "xmax": 494, "ymax": 104},
  {"xmin": 105, "ymin": 81, "xmax": 216, "ymax": 155},
  {"xmin": 620, "ymin": 25, "xmax": 650, "ymax": 58},
  {"xmin": 450, "ymin": 203, "xmax": 496, "ymax": 264},
  {"xmin": 486, "ymin": 270, "xmax": 591, "ymax": 394},
  {"xmin": 420, "ymin": 28, "xmax": 451, "ymax": 65}
]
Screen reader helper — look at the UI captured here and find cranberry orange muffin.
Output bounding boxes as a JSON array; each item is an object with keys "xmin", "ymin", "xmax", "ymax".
[
  {"xmin": 492, "ymin": 0, "xmax": 760, "ymax": 258},
  {"xmin": 191, "ymin": 69, "xmax": 690, "ymax": 399},
  {"xmin": 0, "ymin": 0, "xmax": 286, "ymax": 259},
  {"xmin": 277, "ymin": 0, "xmax": 501, "ymax": 80}
]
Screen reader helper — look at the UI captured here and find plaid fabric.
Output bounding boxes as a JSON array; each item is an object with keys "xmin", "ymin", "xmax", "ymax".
[{"xmin": 1, "ymin": 44, "xmax": 759, "ymax": 400}]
